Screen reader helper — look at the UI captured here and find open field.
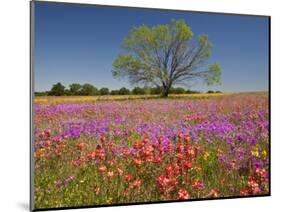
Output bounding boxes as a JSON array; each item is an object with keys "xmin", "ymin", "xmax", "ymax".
[
  {"xmin": 34, "ymin": 93, "xmax": 226, "ymax": 103},
  {"xmin": 33, "ymin": 92, "xmax": 269, "ymax": 209}
]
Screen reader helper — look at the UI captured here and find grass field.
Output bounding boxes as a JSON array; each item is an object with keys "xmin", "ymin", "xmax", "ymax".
[
  {"xmin": 34, "ymin": 93, "xmax": 226, "ymax": 103},
  {"xmin": 33, "ymin": 92, "xmax": 269, "ymax": 209}
]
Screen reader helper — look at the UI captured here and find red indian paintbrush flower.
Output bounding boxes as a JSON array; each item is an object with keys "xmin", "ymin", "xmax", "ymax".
[
  {"xmin": 247, "ymin": 180, "xmax": 261, "ymax": 194},
  {"xmin": 143, "ymin": 137, "xmax": 149, "ymax": 143},
  {"xmin": 95, "ymin": 145, "xmax": 105, "ymax": 159},
  {"xmin": 88, "ymin": 150, "xmax": 96, "ymax": 160},
  {"xmin": 177, "ymin": 189, "xmax": 190, "ymax": 200},
  {"xmin": 124, "ymin": 174, "xmax": 133, "ymax": 182},
  {"xmin": 184, "ymin": 134, "xmax": 190, "ymax": 143},
  {"xmin": 76, "ymin": 142, "xmax": 86, "ymax": 151},
  {"xmin": 117, "ymin": 168, "xmax": 124, "ymax": 175},
  {"xmin": 206, "ymin": 189, "xmax": 219, "ymax": 198},
  {"xmin": 100, "ymin": 136, "xmax": 106, "ymax": 143},
  {"xmin": 98, "ymin": 165, "xmax": 107, "ymax": 173},
  {"xmin": 192, "ymin": 179, "xmax": 204, "ymax": 189},
  {"xmin": 133, "ymin": 157, "xmax": 143, "ymax": 166},
  {"xmin": 240, "ymin": 189, "xmax": 248, "ymax": 196},
  {"xmin": 130, "ymin": 179, "xmax": 142, "ymax": 189},
  {"xmin": 107, "ymin": 171, "xmax": 114, "ymax": 179},
  {"xmin": 177, "ymin": 132, "xmax": 184, "ymax": 139}
]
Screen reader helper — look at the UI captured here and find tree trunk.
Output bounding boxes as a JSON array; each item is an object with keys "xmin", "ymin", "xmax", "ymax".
[{"xmin": 161, "ymin": 85, "xmax": 170, "ymax": 97}]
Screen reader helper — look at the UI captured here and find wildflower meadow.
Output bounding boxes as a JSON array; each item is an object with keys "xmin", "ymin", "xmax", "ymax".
[{"xmin": 33, "ymin": 93, "xmax": 269, "ymax": 209}]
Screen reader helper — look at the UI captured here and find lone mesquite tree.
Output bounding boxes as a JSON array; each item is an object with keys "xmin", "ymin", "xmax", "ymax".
[{"xmin": 112, "ymin": 19, "xmax": 221, "ymax": 97}]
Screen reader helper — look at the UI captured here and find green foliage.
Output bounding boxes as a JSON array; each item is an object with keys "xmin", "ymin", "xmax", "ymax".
[
  {"xmin": 186, "ymin": 89, "xmax": 200, "ymax": 94},
  {"xmin": 118, "ymin": 87, "xmax": 131, "ymax": 95},
  {"xmin": 80, "ymin": 84, "xmax": 99, "ymax": 96},
  {"xmin": 64, "ymin": 89, "xmax": 72, "ymax": 96},
  {"xmin": 149, "ymin": 87, "xmax": 162, "ymax": 95},
  {"xmin": 34, "ymin": 92, "xmax": 48, "ymax": 96},
  {"xmin": 132, "ymin": 87, "xmax": 145, "ymax": 95},
  {"xmin": 112, "ymin": 19, "xmax": 222, "ymax": 97},
  {"xmin": 204, "ymin": 63, "xmax": 222, "ymax": 86},
  {"xmin": 110, "ymin": 90, "xmax": 119, "ymax": 95},
  {"xmin": 36, "ymin": 82, "xmax": 206, "ymax": 97},
  {"xmin": 99, "ymin": 87, "xmax": 110, "ymax": 95},
  {"xmin": 49, "ymin": 82, "xmax": 65, "ymax": 96},
  {"xmin": 169, "ymin": 87, "xmax": 186, "ymax": 94},
  {"xmin": 198, "ymin": 34, "xmax": 213, "ymax": 58},
  {"xmin": 112, "ymin": 55, "xmax": 143, "ymax": 82},
  {"xmin": 69, "ymin": 83, "xmax": 82, "ymax": 95}
]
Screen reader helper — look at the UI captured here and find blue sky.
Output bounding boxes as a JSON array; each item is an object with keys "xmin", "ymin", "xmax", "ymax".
[{"xmin": 34, "ymin": 2, "xmax": 269, "ymax": 92}]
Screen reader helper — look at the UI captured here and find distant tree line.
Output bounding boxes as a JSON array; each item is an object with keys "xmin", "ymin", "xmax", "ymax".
[{"xmin": 34, "ymin": 82, "xmax": 222, "ymax": 96}]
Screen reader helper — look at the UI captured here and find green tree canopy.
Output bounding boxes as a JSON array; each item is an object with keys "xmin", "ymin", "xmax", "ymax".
[
  {"xmin": 69, "ymin": 83, "xmax": 82, "ymax": 95},
  {"xmin": 132, "ymin": 87, "xmax": 145, "ymax": 95},
  {"xmin": 110, "ymin": 90, "xmax": 119, "ymax": 95},
  {"xmin": 80, "ymin": 84, "xmax": 99, "ymax": 96},
  {"xmin": 49, "ymin": 82, "xmax": 65, "ymax": 96},
  {"xmin": 99, "ymin": 87, "xmax": 110, "ymax": 95},
  {"xmin": 150, "ymin": 86, "xmax": 162, "ymax": 95},
  {"xmin": 112, "ymin": 19, "xmax": 221, "ymax": 97},
  {"xmin": 118, "ymin": 87, "xmax": 131, "ymax": 95},
  {"xmin": 169, "ymin": 87, "xmax": 186, "ymax": 94}
]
